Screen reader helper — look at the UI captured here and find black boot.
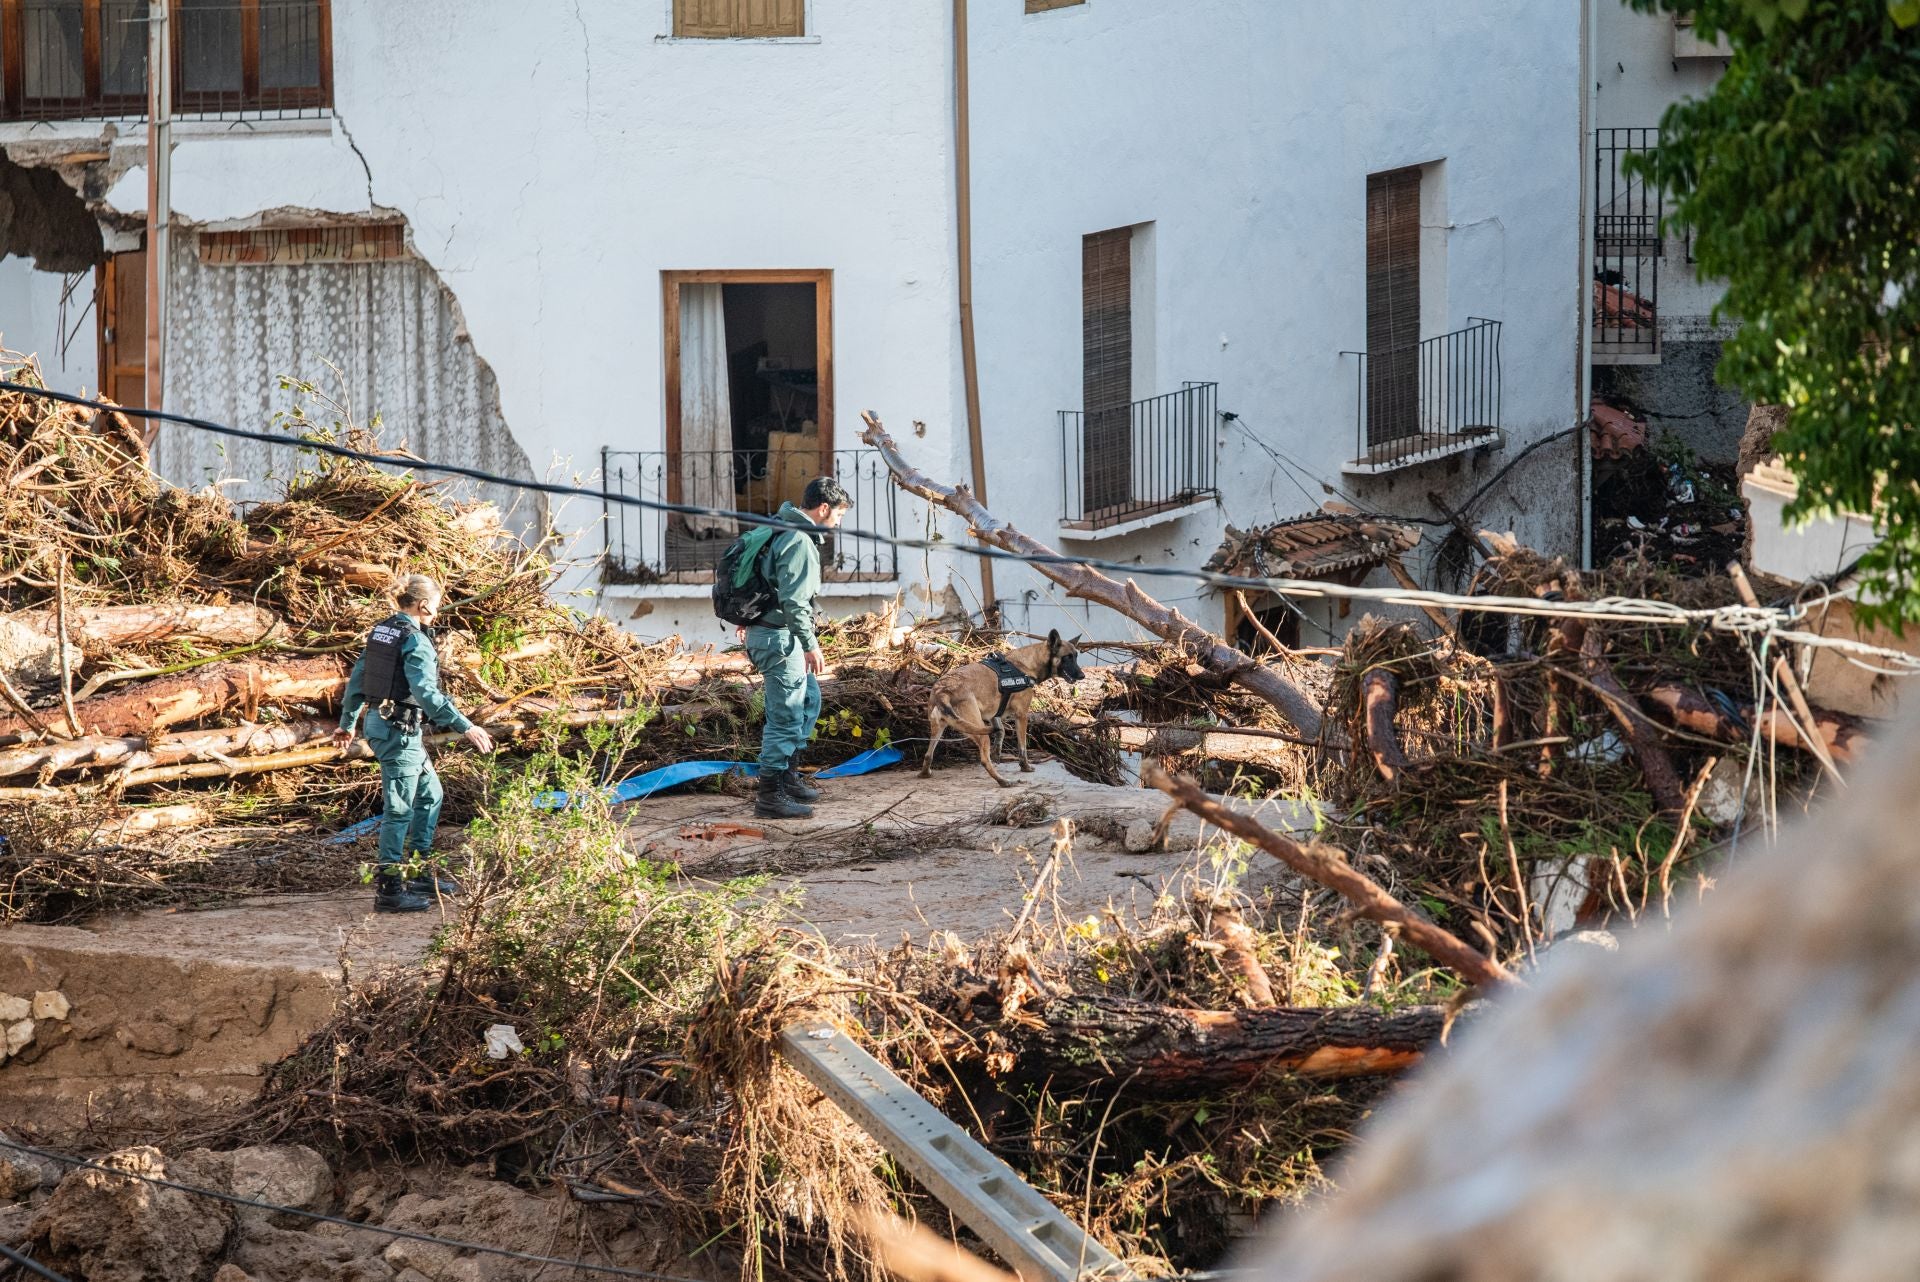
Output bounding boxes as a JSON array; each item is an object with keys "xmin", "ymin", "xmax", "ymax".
[
  {"xmin": 754, "ymin": 769, "xmax": 813, "ymax": 820},
  {"xmin": 404, "ymin": 857, "xmax": 462, "ymax": 897},
  {"xmin": 374, "ymin": 872, "xmax": 431, "ymax": 914},
  {"xmin": 780, "ymin": 767, "xmax": 821, "ymax": 804}
]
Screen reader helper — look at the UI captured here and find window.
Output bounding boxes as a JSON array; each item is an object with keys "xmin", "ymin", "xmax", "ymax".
[
  {"xmin": 0, "ymin": 0, "xmax": 331, "ymax": 121},
  {"xmin": 1026, "ymin": 0, "xmax": 1084, "ymax": 11},
  {"xmin": 1081, "ymin": 226, "xmax": 1133, "ymax": 514},
  {"xmin": 672, "ymin": 0, "xmax": 802, "ymax": 39},
  {"xmin": 1365, "ymin": 166, "xmax": 1422, "ymax": 446}
]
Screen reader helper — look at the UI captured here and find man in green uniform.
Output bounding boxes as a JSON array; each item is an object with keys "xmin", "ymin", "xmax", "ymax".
[
  {"xmin": 738, "ymin": 477, "xmax": 852, "ymax": 820},
  {"xmin": 333, "ymin": 574, "xmax": 495, "ymax": 913}
]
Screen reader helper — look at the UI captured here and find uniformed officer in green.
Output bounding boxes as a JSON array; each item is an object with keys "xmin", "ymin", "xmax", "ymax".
[
  {"xmin": 332, "ymin": 574, "xmax": 495, "ymax": 913},
  {"xmin": 737, "ymin": 477, "xmax": 852, "ymax": 820}
]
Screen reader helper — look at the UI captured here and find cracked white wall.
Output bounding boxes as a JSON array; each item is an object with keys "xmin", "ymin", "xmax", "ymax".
[{"xmin": 1, "ymin": 0, "xmax": 961, "ymax": 643}]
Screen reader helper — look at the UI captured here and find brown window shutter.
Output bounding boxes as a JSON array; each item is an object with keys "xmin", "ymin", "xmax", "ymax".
[
  {"xmin": 1082, "ymin": 227, "xmax": 1134, "ymax": 513},
  {"xmin": 674, "ymin": 0, "xmax": 738, "ymax": 38},
  {"xmin": 1365, "ymin": 167, "xmax": 1421, "ymax": 446},
  {"xmin": 739, "ymin": 0, "xmax": 803, "ymax": 36}
]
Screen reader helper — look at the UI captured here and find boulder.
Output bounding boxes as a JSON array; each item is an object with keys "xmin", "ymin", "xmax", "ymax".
[
  {"xmin": 30, "ymin": 991, "xmax": 70, "ymax": 1022},
  {"xmin": 0, "ymin": 995, "xmax": 27, "ymax": 1023},
  {"xmin": 0, "ymin": 1143, "xmax": 59, "ymax": 1201},
  {"xmin": 220, "ymin": 1145, "xmax": 333, "ymax": 1229},
  {"xmin": 27, "ymin": 1146, "xmax": 233, "ymax": 1282}
]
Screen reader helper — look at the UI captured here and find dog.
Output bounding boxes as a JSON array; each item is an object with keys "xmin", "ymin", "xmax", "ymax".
[{"xmin": 921, "ymin": 630, "xmax": 1085, "ymax": 787}]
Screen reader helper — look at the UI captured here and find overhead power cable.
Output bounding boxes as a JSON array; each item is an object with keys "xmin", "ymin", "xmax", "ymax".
[
  {"xmin": 0, "ymin": 1136, "xmax": 711, "ymax": 1282},
  {"xmin": 0, "ymin": 380, "xmax": 1868, "ymax": 645},
  {"xmin": 0, "ymin": 1242, "xmax": 74, "ymax": 1282}
]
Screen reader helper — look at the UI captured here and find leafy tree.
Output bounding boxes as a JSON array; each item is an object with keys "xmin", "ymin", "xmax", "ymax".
[{"xmin": 1629, "ymin": 0, "xmax": 1920, "ymax": 624}]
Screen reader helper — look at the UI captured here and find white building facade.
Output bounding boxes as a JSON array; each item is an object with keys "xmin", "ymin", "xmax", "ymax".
[{"xmin": 1, "ymin": 0, "xmax": 1589, "ymax": 650}]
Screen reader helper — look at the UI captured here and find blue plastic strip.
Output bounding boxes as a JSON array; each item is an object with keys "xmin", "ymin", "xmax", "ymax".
[
  {"xmin": 527, "ymin": 745, "xmax": 904, "ymax": 813},
  {"xmin": 323, "ymin": 816, "xmax": 382, "ymax": 846}
]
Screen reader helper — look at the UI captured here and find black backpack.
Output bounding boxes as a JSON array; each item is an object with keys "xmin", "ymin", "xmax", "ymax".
[{"xmin": 713, "ymin": 527, "xmax": 787, "ymax": 627}]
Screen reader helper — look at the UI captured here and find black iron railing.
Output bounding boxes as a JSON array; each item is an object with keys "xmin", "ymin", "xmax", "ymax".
[
  {"xmin": 1, "ymin": 0, "xmax": 331, "ymax": 123},
  {"xmin": 1340, "ymin": 318, "xmax": 1502, "ymax": 470},
  {"xmin": 1594, "ymin": 127, "xmax": 1661, "ymax": 358},
  {"xmin": 1060, "ymin": 381, "xmax": 1218, "ymax": 530},
  {"xmin": 599, "ymin": 447, "xmax": 899, "ymax": 586}
]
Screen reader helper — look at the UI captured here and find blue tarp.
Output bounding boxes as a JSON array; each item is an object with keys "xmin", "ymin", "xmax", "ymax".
[{"xmin": 324, "ymin": 746, "xmax": 910, "ymax": 836}]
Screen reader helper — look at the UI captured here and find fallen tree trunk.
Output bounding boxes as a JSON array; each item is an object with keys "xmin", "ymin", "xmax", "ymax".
[
  {"xmin": 1010, "ymin": 994, "xmax": 1443, "ymax": 1085},
  {"xmin": 5, "ymin": 602, "xmax": 282, "ymax": 648},
  {"xmin": 1098, "ymin": 722, "xmax": 1330, "ymax": 768},
  {"xmin": 1361, "ymin": 669, "xmax": 1411, "ymax": 784},
  {"xmin": 859, "ymin": 411, "xmax": 1323, "ymax": 738},
  {"xmin": 1146, "ymin": 764, "xmax": 1515, "ymax": 990},
  {"xmin": 0, "ymin": 656, "xmax": 348, "ymax": 740},
  {"xmin": 0, "ymin": 707, "xmax": 643, "ymax": 794},
  {"xmin": 1643, "ymin": 683, "xmax": 1868, "ymax": 765}
]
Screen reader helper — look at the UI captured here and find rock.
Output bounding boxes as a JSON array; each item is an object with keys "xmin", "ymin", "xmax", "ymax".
[
  {"xmin": 27, "ymin": 1146, "xmax": 233, "ymax": 1282},
  {"xmin": 0, "ymin": 995, "xmax": 26, "ymax": 1023},
  {"xmin": 3, "ymin": 1019, "xmax": 32, "ymax": 1058},
  {"xmin": 212, "ymin": 1265, "xmax": 254, "ymax": 1282},
  {"xmin": 29, "ymin": 991, "xmax": 69, "ymax": 1022},
  {"xmin": 0, "ymin": 1200, "xmax": 33, "ymax": 1245},
  {"xmin": 0, "ymin": 1145, "xmax": 59, "ymax": 1201},
  {"xmin": 222, "ymin": 1145, "xmax": 332, "ymax": 1228}
]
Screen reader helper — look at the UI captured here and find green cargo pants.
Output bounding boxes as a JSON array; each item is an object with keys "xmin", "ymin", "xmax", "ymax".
[
  {"xmin": 746, "ymin": 625, "xmax": 821, "ymax": 773},
  {"xmin": 366, "ymin": 708, "xmax": 443, "ymax": 868}
]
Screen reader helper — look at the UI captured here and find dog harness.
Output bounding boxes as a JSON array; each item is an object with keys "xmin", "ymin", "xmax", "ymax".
[{"xmin": 982, "ymin": 652, "xmax": 1038, "ymax": 722}]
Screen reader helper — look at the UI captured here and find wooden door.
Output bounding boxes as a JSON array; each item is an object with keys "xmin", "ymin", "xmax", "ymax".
[
  {"xmin": 1365, "ymin": 168, "xmax": 1421, "ymax": 447},
  {"xmin": 97, "ymin": 248, "xmax": 146, "ymax": 411},
  {"xmin": 1081, "ymin": 227, "xmax": 1132, "ymax": 515}
]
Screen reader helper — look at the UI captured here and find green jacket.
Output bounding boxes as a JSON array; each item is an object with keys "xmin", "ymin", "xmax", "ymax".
[
  {"xmin": 340, "ymin": 618, "xmax": 473, "ymax": 734},
  {"xmin": 746, "ymin": 501, "xmax": 826, "ymax": 652}
]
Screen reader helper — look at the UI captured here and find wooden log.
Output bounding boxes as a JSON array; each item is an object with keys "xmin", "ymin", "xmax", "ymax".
[
  {"xmin": 1146, "ymin": 764, "xmax": 1516, "ymax": 990},
  {"xmin": 0, "ymin": 656, "xmax": 348, "ymax": 740},
  {"xmin": 1643, "ymin": 684, "xmax": 1868, "ymax": 765},
  {"xmin": 1554, "ymin": 617, "xmax": 1686, "ymax": 813},
  {"xmin": 859, "ymin": 410, "xmax": 1323, "ymax": 738},
  {"xmin": 1361, "ymin": 668, "xmax": 1410, "ymax": 784},
  {"xmin": 1191, "ymin": 889, "xmax": 1277, "ymax": 1008},
  {"xmin": 4, "ymin": 602, "xmax": 282, "ymax": 648},
  {"xmin": 1011, "ymin": 994, "xmax": 1444, "ymax": 1085}
]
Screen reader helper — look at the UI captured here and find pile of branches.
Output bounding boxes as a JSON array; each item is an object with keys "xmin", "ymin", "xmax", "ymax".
[{"xmin": 233, "ymin": 734, "xmax": 1465, "ymax": 1280}]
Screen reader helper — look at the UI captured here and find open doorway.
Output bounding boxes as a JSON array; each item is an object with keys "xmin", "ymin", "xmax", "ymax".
[{"xmin": 663, "ymin": 269, "xmax": 831, "ymax": 576}]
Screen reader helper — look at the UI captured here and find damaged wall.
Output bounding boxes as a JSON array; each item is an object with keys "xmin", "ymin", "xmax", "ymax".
[
  {"xmin": 0, "ymin": 151, "xmax": 102, "ymax": 273},
  {"xmin": 156, "ymin": 228, "xmax": 540, "ymax": 528}
]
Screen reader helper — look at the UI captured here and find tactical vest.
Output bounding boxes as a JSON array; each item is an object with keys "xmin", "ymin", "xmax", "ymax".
[{"xmin": 360, "ymin": 613, "xmax": 419, "ymax": 708}]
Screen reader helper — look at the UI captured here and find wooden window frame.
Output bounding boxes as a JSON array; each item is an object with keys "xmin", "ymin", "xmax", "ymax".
[
  {"xmin": 670, "ymin": 0, "xmax": 805, "ymax": 40},
  {"xmin": 661, "ymin": 268, "xmax": 833, "ymax": 503},
  {"xmin": 0, "ymin": 0, "xmax": 332, "ymax": 120}
]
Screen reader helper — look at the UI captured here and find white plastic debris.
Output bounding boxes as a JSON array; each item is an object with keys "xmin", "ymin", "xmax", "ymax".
[{"xmin": 483, "ymin": 1024, "xmax": 524, "ymax": 1060}]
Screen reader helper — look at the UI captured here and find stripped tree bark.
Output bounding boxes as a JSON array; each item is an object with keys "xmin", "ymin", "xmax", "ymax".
[
  {"xmin": 0, "ymin": 656, "xmax": 349, "ymax": 740},
  {"xmin": 1643, "ymin": 683, "xmax": 1868, "ymax": 765},
  {"xmin": 1191, "ymin": 889, "xmax": 1277, "ymax": 1008},
  {"xmin": 1008, "ymin": 995, "xmax": 1444, "ymax": 1085},
  {"xmin": 1146, "ymin": 764, "xmax": 1516, "ymax": 990},
  {"xmin": 860, "ymin": 410, "xmax": 1323, "ymax": 737},
  {"xmin": 4, "ymin": 602, "xmax": 282, "ymax": 648},
  {"xmin": 1360, "ymin": 668, "xmax": 1411, "ymax": 784}
]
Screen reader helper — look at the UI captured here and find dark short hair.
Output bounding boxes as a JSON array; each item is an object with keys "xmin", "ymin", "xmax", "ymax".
[{"xmin": 803, "ymin": 476, "xmax": 853, "ymax": 510}]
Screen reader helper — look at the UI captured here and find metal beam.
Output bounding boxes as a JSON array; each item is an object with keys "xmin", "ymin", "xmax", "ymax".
[{"xmin": 778, "ymin": 1022, "xmax": 1131, "ymax": 1282}]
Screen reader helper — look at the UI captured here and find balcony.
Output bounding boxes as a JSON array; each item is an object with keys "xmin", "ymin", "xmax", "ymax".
[
  {"xmin": 1594, "ymin": 127, "xmax": 1661, "ymax": 362},
  {"xmin": 599, "ymin": 447, "xmax": 898, "ymax": 587},
  {"xmin": 1060, "ymin": 381, "xmax": 1219, "ymax": 534},
  {"xmin": 1, "ymin": 0, "xmax": 332, "ymax": 124},
  {"xmin": 1340, "ymin": 317, "xmax": 1503, "ymax": 475}
]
